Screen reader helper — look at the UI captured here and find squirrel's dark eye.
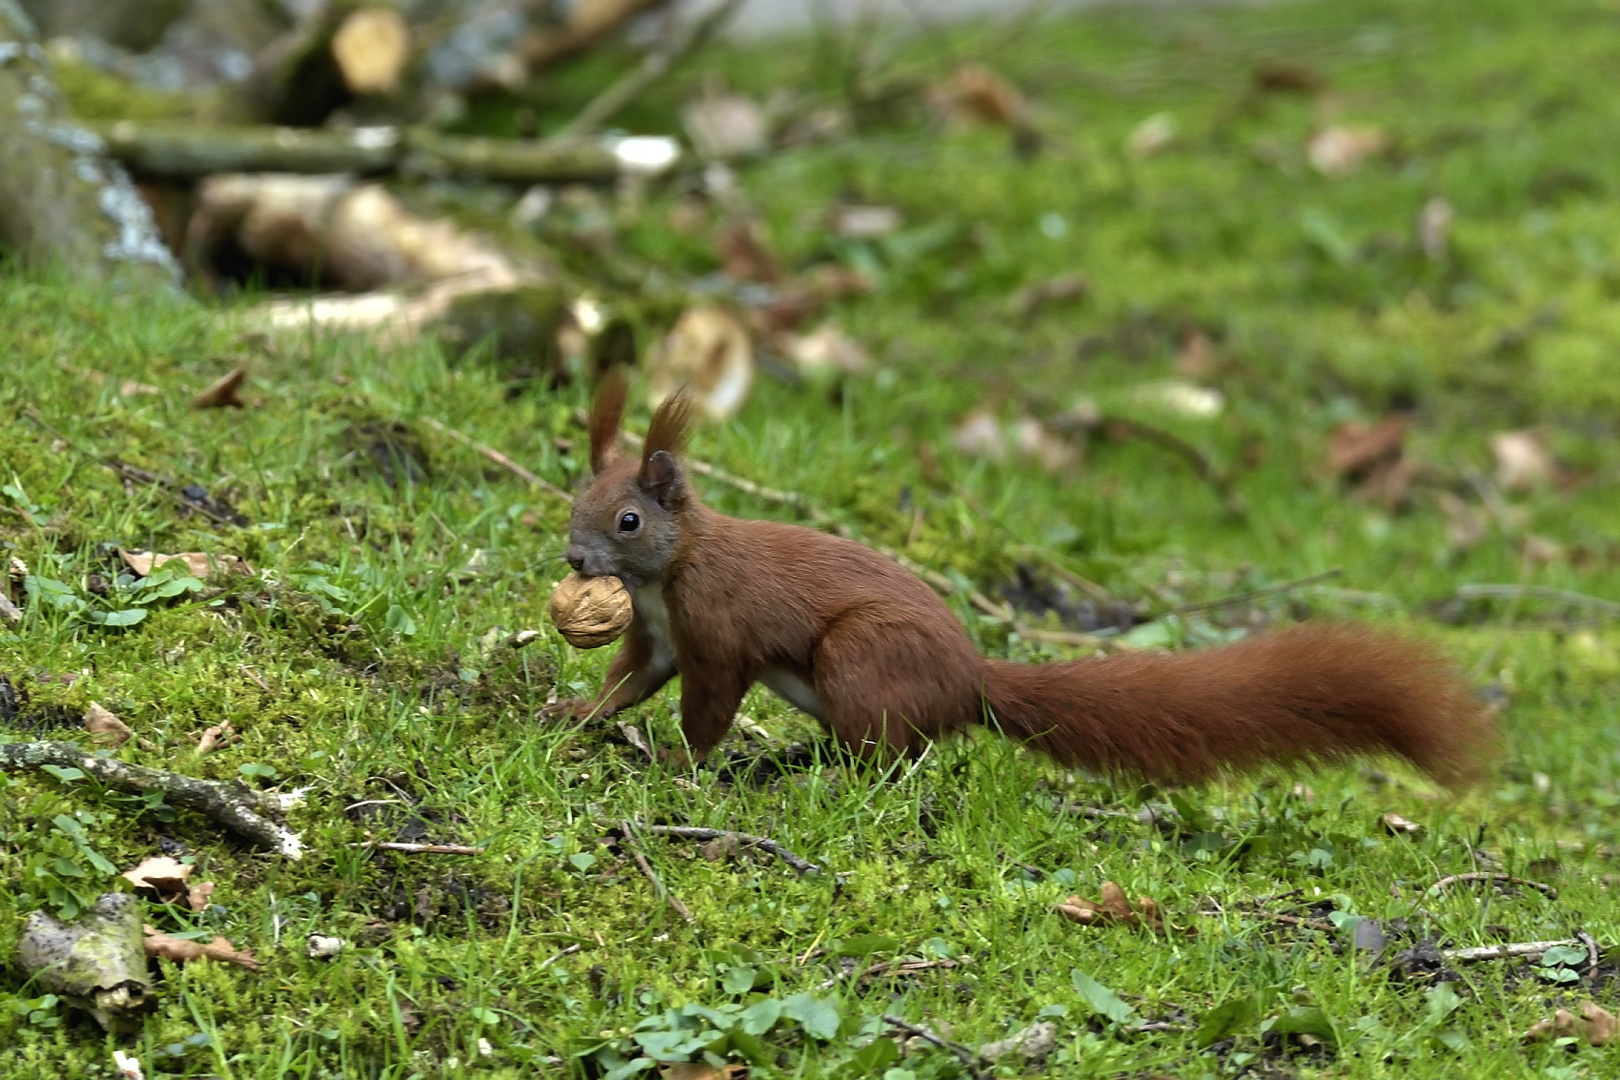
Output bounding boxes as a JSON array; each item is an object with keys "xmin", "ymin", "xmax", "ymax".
[{"xmin": 618, "ymin": 512, "xmax": 640, "ymax": 533}]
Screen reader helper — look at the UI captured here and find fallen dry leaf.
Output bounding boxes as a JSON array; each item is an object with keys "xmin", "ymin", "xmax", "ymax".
[
  {"xmin": 784, "ymin": 323, "xmax": 871, "ymax": 376},
  {"xmin": 142, "ymin": 926, "xmax": 261, "ymax": 972},
  {"xmin": 121, "ymin": 856, "xmax": 191, "ymax": 896},
  {"xmin": 647, "ymin": 306, "xmax": 754, "ymax": 421},
  {"xmin": 84, "ymin": 702, "xmax": 133, "ymax": 747},
  {"xmin": 1012, "ymin": 417, "xmax": 1077, "ymax": 473},
  {"xmin": 1253, "ymin": 60, "xmax": 1323, "ymax": 94},
  {"xmin": 683, "ymin": 91, "xmax": 769, "ymax": 159},
  {"xmin": 1055, "ymin": 881, "xmax": 1164, "ymax": 932},
  {"xmin": 1127, "ymin": 112, "xmax": 1176, "ymax": 157},
  {"xmin": 953, "ymin": 411, "xmax": 1005, "ymax": 461},
  {"xmin": 1329, "ymin": 418, "xmax": 1405, "ymax": 478},
  {"xmin": 118, "ymin": 549, "xmax": 251, "ymax": 580},
  {"xmin": 187, "ymin": 881, "xmax": 217, "ymax": 912},
  {"xmin": 119, "ymin": 380, "xmax": 160, "ymax": 398},
  {"xmin": 1307, "ymin": 125, "xmax": 1387, "ymax": 176},
  {"xmin": 1381, "ymin": 812, "xmax": 1421, "ymax": 836},
  {"xmin": 830, "ymin": 204, "xmax": 901, "ymax": 240},
  {"xmin": 192, "ymin": 366, "xmax": 247, "ymax": 409},
  {"xmin": 1524, "ymin": 1001, "xmax": 1616, "ymax": 1046},
  {"xmin": 660, "ymin": 1063, "xmax": 747, "ymax": 1080},
  {"xmin": 1175, "ymin": 330, "xmax": 1219, "ymax": 380},
  {"xmin": 1490, "ymin": 429, "xmax": 1554, "ymax": 494},
  {"xmin": 196, "ymin": 721, "xmax": 238, "ymax": 754},
  {"xmin": 716, "ymin": 219, "xmax": 783, "ymax": 283},
  {"xmin": 934, "ymin": 63, "xmax": 1030, "ymax": 128},
  {"xmin": 1520, "ymin": 534, "xmax": 1566, "ymax": 565}
]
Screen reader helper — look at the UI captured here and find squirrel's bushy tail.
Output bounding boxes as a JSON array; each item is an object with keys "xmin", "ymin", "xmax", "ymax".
[{"xmin": 980, "ymin": 624, "xmax": 1492, "ymax": 786}]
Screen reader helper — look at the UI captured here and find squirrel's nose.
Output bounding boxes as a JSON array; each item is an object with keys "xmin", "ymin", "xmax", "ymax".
[{"xmin": 565, "ymin": 547, "xmax": 586, "ymax": 573}]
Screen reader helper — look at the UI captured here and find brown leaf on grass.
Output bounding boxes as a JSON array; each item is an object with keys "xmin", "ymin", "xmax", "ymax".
[
  {"xmin": 1012, "ymin": 417, "xmax": 1077, "ymax": 474},
  {"xmin": 192, "ymin": 366, "xmax": 247, "ymax": 409},
  {"xmin": 118, "ymin": 549, "xmax": 252, "ymax": 580},
  {"xmin": 1253, "ymin": 61, "xmax": 1323, "ymax": 94},
  {"xmin": 196, "ymin": 721, "xmax": 238, "ymax": 754},
  {"xmin": 1381, "ymin": 812, "xmax": 1421, "ymax": 836},
  {"xmin": 1174, "ymin": 330, "xmax": 1219, "ymax": 380},
  {"xmin": 187, "ymin": 881, "xmax": 217, "ymax": 913},
  {"xmin": 1307, "ymin": 125, "xmax": 1387, "ymax": 176},
  {"xmin": 1524, "ymin": 1002, "xmax": 1616, "ymax": 1046},
  {"xmin": 647, "ymin": 306, "xmax": 754, "ymax": 421},
  {"xmin": 143, "ymin": 926, "xmax": 261, "ymax": 972},
  {"xmin": 932, "ymin": 63, "xmax": 1031, "ymax": 129},
  {"xmin": 660, "ymin": 1062, "xmax": 748, "ymax": 1080},
  {"xmin": 784, "ymin": 323, "xmax": 871, "ymax": 376},
  {"xmin": 953, "ymin": 411, "xmax": 1005, "ymax": 461},
  {"xmin": 122, "ymin": 856, "xmax": 191, "ymax": 895},
  {"xmin": 1490, "ymin": 430, "xmax": 1555, "ymax": 494},
  {"xmin": 1328, "ymin": 418, "xmax": 1415, "ymax": 508},
  {"xmin": 683, "ymin": 91, "xmax": 769, "ymax": 160},
  {"xmin": 1055, "ymin": 881, "xmax": 1164, "ymax": 932},
  {"xmin": 1009, "ymin": 273, "xmax": 1087, "ymax": 321},
  {"xmin": 84, "ymin": 702, "xmax": 133, "ymax": 747},
  {"xmin": 716, "ymin": 219, "xmax": 783, "ymax": 283}
]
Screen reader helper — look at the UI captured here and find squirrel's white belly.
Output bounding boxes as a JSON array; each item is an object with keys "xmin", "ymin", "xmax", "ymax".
[
  {"xmin": 758, "ymin": 667, "xmax": 825, "ymax": 720},
  {"xmin": 632, "ymin": 584, "xmax": 676, "ymax": 673}
]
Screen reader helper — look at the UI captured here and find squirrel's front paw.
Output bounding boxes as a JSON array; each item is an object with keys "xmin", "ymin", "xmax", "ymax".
[{"xmin": 542, "ymin": 697, "xmax": 595, "ymax": 721}]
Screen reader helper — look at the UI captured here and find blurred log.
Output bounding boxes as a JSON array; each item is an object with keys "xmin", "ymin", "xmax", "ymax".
[
  {"xmin": 0, "ymin": 3, "xmax": 179, "ymax": 288},
  {"xmin": 90, "ymin": 120, "xmax": 676, "ymax": 183},
  {"xmin": 521, "ymin": 0, "xmax": 673, "ymax": 72},
  {"xmin": 330, "ymin": 6, "xmax": 410, "ymax": 96},
  {"xmin": 244, "ymin": 0, "xmax": 361, "ymax": 126}
]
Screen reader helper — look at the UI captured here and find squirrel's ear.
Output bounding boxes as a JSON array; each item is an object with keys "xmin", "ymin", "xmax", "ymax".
[
  {"xmin": 641, "ymin": 449, "xmax": 685, "ymax": 511},
  {"xmin": 588, "ymin": 369, "xmax": 629, "ymax": 474}
]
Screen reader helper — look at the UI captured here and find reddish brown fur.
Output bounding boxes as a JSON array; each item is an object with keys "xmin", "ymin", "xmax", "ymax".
[
  {"xmin": 558, "ymin": 382, "xmax": 1495, "ymax": 786},
  {"xmin": 588, "ymin": 368, "xmax": 629, "ymax": 475}
]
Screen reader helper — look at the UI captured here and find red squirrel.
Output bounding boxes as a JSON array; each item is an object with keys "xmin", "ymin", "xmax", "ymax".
[{"xmin": 554, "ymin": 373, "xmax": 1493, "ymax": 785}]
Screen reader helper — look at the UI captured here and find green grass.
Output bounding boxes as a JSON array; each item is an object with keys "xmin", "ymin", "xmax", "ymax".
[{"xmin": 5, "ymin": 0, "xmax": 1620, "ymax": 1075}]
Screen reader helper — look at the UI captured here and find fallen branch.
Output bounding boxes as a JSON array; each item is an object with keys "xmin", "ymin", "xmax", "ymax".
[
  {"xmin": 421, "ymin": 417, "xmax": 573, "ymax": 503},
  {"xmin": 90, "ymin": 121, "xmax": 674, "ymax": 183},
  {"xmin": 1429, "ymin": 872, "xmax": 1558, "ymax": 900},
  {"xmin": 1452, "ymin": 584, "xmax": 1620, "ymax": 619},
  {"xmin": 1444, "ymin": 939, "xmax": 1582, "ymax": 963},
  {"xmin": 521, "ymin": 0, "xmax": 674, "ymax": 71},
  {"xmin": 882, "ymin": 1014, "xmax": 988, "ymax": 1080},
  {"xmin": 556, "ymin": 0, "xmax": 747, "ymax": 139},
  {"xmin": 354, "ymin": 841, "xmax": 485, "ymax": 855},
  {"xmin": 1, "ymin": 741, "xmax": 302, "ymax": 858},
  {"xmin": 638, "ymin": 824, "xmax": 820, "ymax": 874},
  {"xmin": 1170, "ymin": 568, "xmax": 1345, "ymax": 616},
  {"xmin": 1198, "ymin": 909, "xmax": 1336, "ymax": 933},
  {"xmin": 1068, "ymin": 414, "xmax": 1244, "ymax": 516},
  {"xmin": 622, "ymin": 821, "xmax": 695, "ymax": 924}
]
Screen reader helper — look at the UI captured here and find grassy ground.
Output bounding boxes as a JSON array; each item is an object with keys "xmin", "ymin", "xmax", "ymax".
[{"xmin": 5, "ymin": 0, "xmax": 1620, "ymax": 1076}]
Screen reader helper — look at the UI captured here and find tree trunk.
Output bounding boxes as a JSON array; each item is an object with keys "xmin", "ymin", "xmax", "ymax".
[{"xmin": 0, "ymin": 2, "xmax": 179, "ymax": 288}]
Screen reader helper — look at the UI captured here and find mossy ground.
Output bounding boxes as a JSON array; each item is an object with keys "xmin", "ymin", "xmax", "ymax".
[{"xmin": 6, "ymin": 0, "xmax": 1620, "ymax": 1076}]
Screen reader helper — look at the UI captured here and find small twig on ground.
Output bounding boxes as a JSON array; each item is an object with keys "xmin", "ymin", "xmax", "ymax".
[
  {"xmin": 1452, "ymin": 585, "xmax": 1620, "ymax": 619},
  {"xmin": 555, "ymin": 0, "xmax": 747, "ymax": 138},
  {"xmin": 622, "ymin": 821, "xmax": 695, "ymax": 924},
  {"xmin": 1429, "ymin": 872, "xmax": 1558, "ymax": 900},
  {"xmin": 1443, "ymin": 939, "xmax": 1582, "ymax": 963},
  {"xmin": 1579, "ymin": 930, "xmax": 1601, "ymax": 974},
  {"xmin": 637, "ymin": 823, "xmax": 820, "ymax": 874},
  {"xmin": 421, "ymin": 416, "xmax": 573, "ymax": 503},
  {"xmin": 1199, "ymin": 909, "xmax": 1336, "ymax": 933},
  {"xmin": 816, "ymin": 956, "xmax": 970, "ymax": 992},
  {"xmin": 1170, "ymin": 568, "xmax": 1345, "ymax": 616},
  {"xmin": 540, "ymin": 943, "xmax": 583, "ymax": 969},
  {"xmin": 1, "ymin": 740, "xmax": 302, "ymax": 858},
  {"xmin": 354, "ymin": 841, "xmax": 485, "ymax": 855},
  {"xmin": 881, "ymin": 1014, "xmax": 988, "ymax": 1080}
]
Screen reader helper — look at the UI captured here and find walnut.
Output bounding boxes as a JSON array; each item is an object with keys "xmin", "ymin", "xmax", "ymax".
[{"xmin": 547, "ymin": 574, "xmax": 632, "ymax": 648}]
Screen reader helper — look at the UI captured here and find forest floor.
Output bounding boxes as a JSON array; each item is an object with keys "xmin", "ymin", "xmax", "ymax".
[{"xmin": 4, "ymin": 0, "xmax": 1620, "ymax": 1076}]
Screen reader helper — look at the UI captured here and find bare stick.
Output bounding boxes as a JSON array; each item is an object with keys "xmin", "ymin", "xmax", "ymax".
[
  {"xmin": 639, "ymin": 824, "xmax": 820, "ymax": 874},
  {"xmin": 1, "ymin": 740, "xmax": 301, "ymax": 858},
  {"xmin": 1170, "ymin": 568, "xmax": 1345, "ymax": 616},
  {"xmin": 1429, "ymin": 872, "xmax": 1558, "ymax": 900},
  {"xmin": 622, "ymin": 821, "xmax": 695, "ymax": 924},
  {"xmin": 1452, "ymin": 585, "xmax": 1620, "ymax": 619},
  {"xmin": 354, "ymin": 842, "xmax": 485, "ymax": 855},
  {"xmin": 881, "ymin": 1015, "xmax": 988, "ymax": 1080},
  {"xmin": 1579, "ymin": 930, "xmax": 1601, "ymax": 973},
  {"xmin": 421, "ymin": 416, "xmax": 573, "ymax": 503},
  {"xmin": 540, "ymin": 943, "xmax": 583, "ymax": 969},
  {"xmin": 1443, "ymin": 939, "xmax": 1582, "ymax": 963},
  {"xmin": 555, "ymin": 0, "xmax": 747, "ymax": 139},
  {"xmin": 816, "ymin": 957, "xmax": 969, "ymax": 992},
  {"xmin": 1199, "ymin": 909, "xmax": 1336, "ymax": 933}
]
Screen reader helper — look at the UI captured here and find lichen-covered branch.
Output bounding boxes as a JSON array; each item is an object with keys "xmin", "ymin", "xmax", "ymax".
[
  {"xmin": 0, "ymin": 1, "xmax": 178, "ymax": 287},
  {"xmin": 0, "ymin": 740, "xmax": 302, "ymax": 858}
]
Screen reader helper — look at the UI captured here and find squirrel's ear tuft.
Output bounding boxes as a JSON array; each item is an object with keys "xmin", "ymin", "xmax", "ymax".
[
  {"xmin": 588, "ymin": 368, "xmax": 629, "ymax": 474},
  {"xmin": 641, "ymin": 449, "xmax": 686, "ymax": 510},
  {"xmin": 643, "ymin": 391, "xmax": 693, "ymax": 464}
]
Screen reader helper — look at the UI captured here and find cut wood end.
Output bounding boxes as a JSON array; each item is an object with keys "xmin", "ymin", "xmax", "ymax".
[{"xmin": 332, "ymin": 7, "xmax": 411, "ymax": 96}]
